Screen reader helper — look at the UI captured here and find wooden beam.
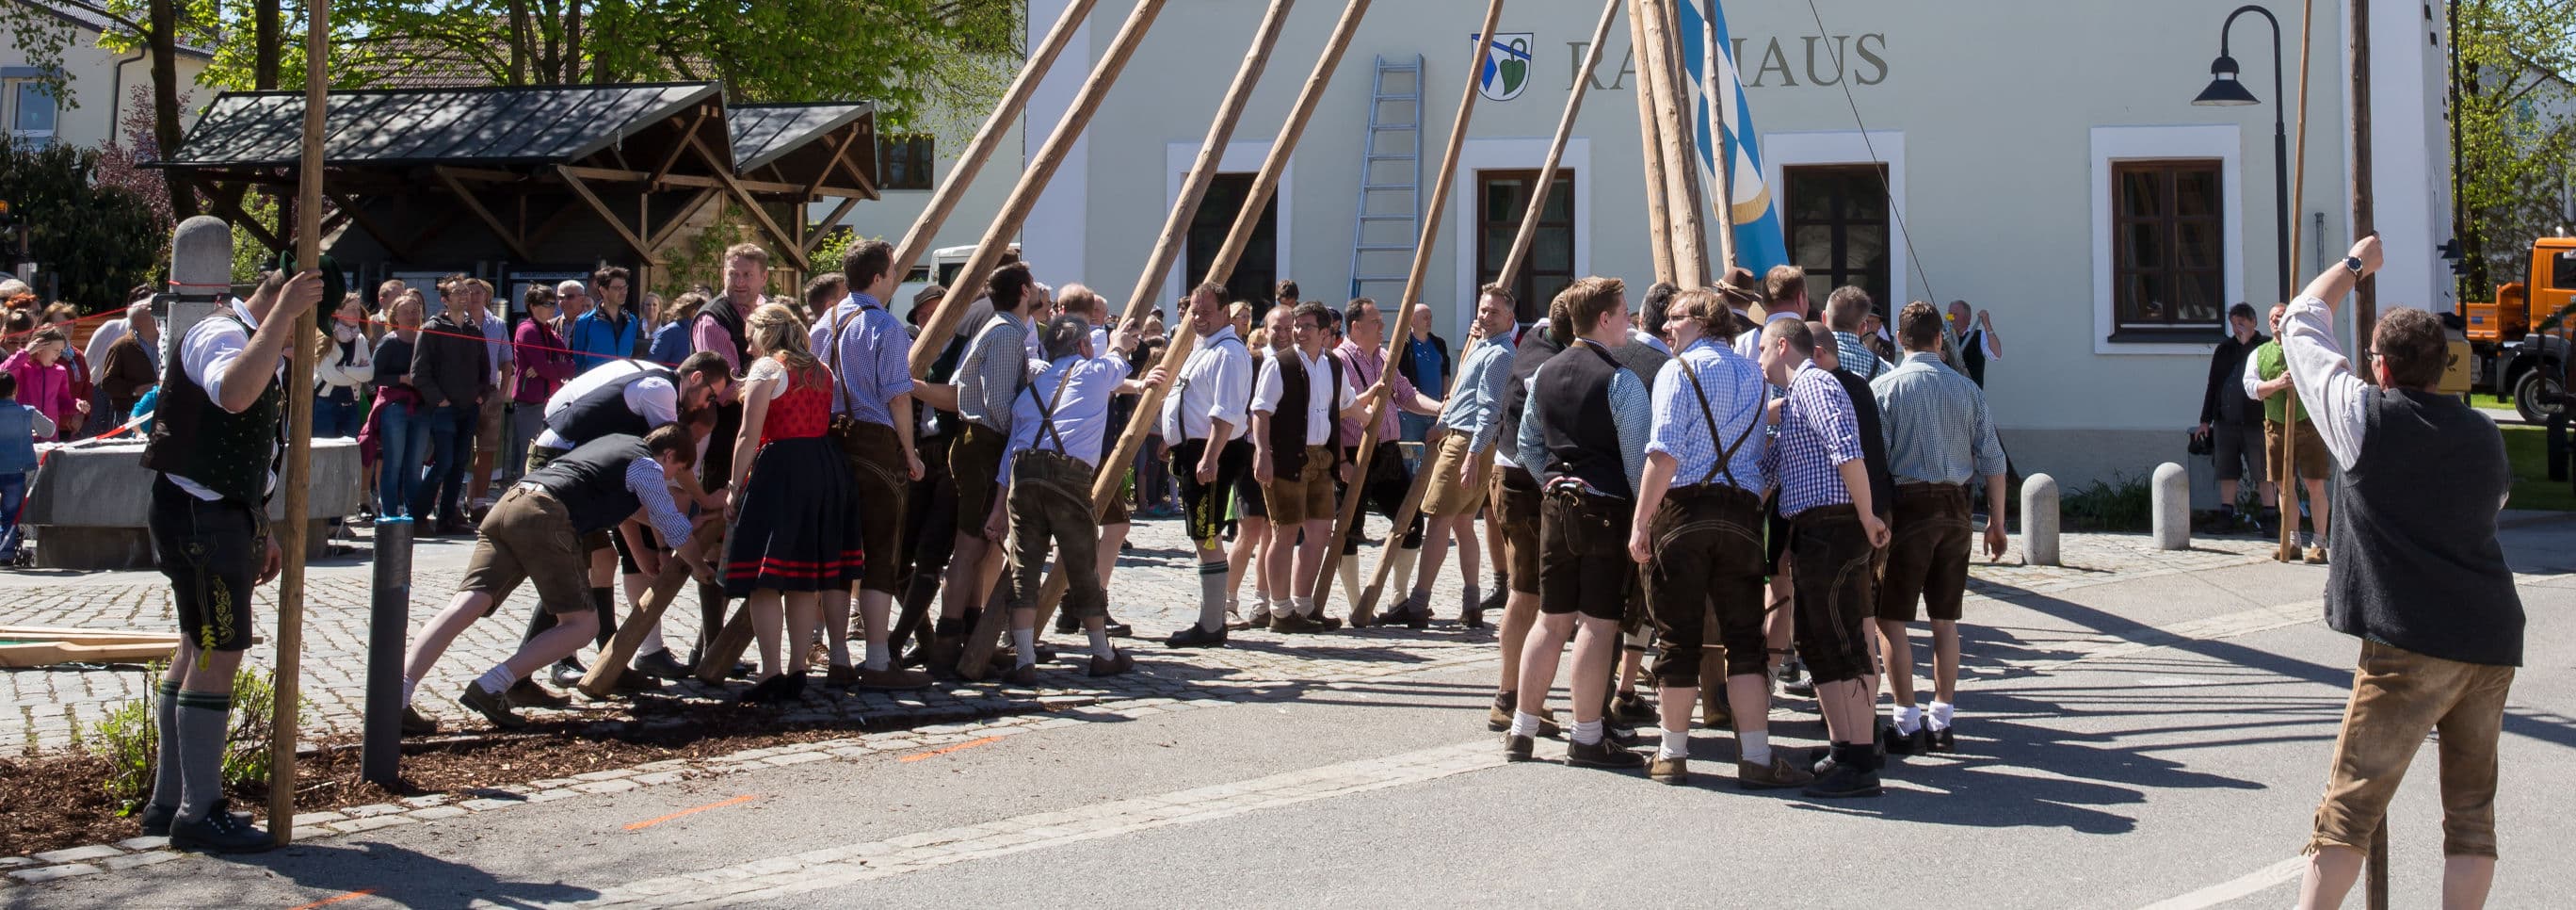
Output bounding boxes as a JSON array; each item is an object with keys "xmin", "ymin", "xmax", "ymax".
[
  {"xmin": 684, "ymin": 134, "xmax": 810, "ymax": 271},
  {"xmin": 1636, "ymin": 0, "xmax": 1708, "ymax": 287},
  {"xmin": 958, "ymin": 0, "xmax": 1300, "ymax": 678},
  {"xmin": 432, "ymin": 166, "xmax": 535, "ymax": 260},
  {"xmin": 2278, "ymin": 0, "xmax": 2316, "ymax": 564},
  {"xmin": 554, "ymin": 164, "xmax": 653, "ymax": 257},
  {"xmin": 1309, "ymin": 0, "xmax": 1507, "ymax": 613},
  {"xmin": 522, "ymin": 194, "xmax": 591, "ymax": 251},
  {"xmin": 1625, "ymin": 0, "xmax": 1675, "ymax": 285},
  {"xmin": 905, "ymin": 0, "xmax": 1173, "ymax": 380},
  {"xmin": 803, "ymin": 194, "xmax": 862, "ymax": 256},
  {"xmin": 646, "ymin": 187, "xmax": 721, "ymax": 253},
  {"xmin": 1703, "ymin": 0, "xmax": 1736, "ymax": 272},
  {"xmin": 271, "ymin": 0, "xmax": 330, "ymax": 848},
  {"xmin": 804, "ymin": 127, "xmax": 861, "ymax": 200},
  {"xmin": 649, "ymin": 106, "xmax": 711, "ymax": 187},
  {"xmin": 884, "ymin": 0, "xmax": 1105, "ymax": 315},
  {"xmin": 207, "ymin": 190, "xmax": 287, "ymax": 252},
  {"xmin": 1357, "ymin": 0, "xmax": 1618, "ymax": 618}
]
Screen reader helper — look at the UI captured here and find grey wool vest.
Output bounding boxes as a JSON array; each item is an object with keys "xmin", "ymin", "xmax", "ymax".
[{"xmin": 2326, "ymin": 387, "xmax": 2523, "ymax": 667}]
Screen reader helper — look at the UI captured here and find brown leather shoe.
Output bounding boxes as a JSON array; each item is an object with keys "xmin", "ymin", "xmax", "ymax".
[
  {"xmin": 2304, "ymin": 545, "xmax": 2329, "ymax": 565},
  {"xmin": 1001, "ymin": 663, "xmax": 1040, "ymax": 686},
  {"xmin": 1649, "ymin": 755, "xmax": 1689, "ymax": 786},
  {"xmin": 1087, "ymin": 651, "xmax": 1135, "ymax": 676},
  {"xmin": 855, "ymin": 666, "xmax": 935, "ymax": 690},
  {"xmin": 1736, "ymin": 752, "xmax": 1817, "ymax": 789},
  {"xmin": 505, "ymin": 678, "xmax": 570, "ymax": 709},
  {"xmin": 1271, "ymin": 612, "xmax": 1322, "ymax": 634},
  {"xmin": 1485, "ymin": 698, "xmax": 1564, "ymax": 737}
]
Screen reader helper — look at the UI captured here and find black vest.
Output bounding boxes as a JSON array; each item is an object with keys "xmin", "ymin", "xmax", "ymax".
[
  {"xmin": 1266, "ymin": 350, "xmax": 1344, "ymax": 477},
  {"xmin": 544, "ymin": 361, "xmax": 674, "ymax": 445},
  {"xmin": 526, "ymin": 433, "xmax": 654, "ymax": 536},
  {"xmin": 1957, "ymin": 329, "xmax": 1988, "ymax": 386},
  {"xmin": 1535, "ymin": 340, "xmax": 1632, "ymax": 496},
  {"xmin": 142, "ymin": 313, "xmax": 283, "ymax": 507},
  {"xmin": 696, "ymin": 296, "xmax": 749, "ymax": 373},
  {"xmin": 2327, "ymin": 388, "xmax": 2523, "ymax": 666},
  {"xmin": 1829, "ymin": 367, "xmax": 1896, "ymax": 519}
]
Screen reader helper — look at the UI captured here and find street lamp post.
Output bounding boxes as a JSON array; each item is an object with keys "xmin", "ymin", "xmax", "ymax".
[{"xmin": 2194, "ymin": 4, "xmax": 2292, "ymax": 304}]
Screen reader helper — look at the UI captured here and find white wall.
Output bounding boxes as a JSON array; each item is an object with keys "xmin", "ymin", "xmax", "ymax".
[{"xmin": 0, "ymin": 17, "xmax": 210, "ymax": 150}]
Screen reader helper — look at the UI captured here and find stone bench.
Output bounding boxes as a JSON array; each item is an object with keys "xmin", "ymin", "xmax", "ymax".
[{"xmin": 17, "ymin": 438, "xmax": 363, "ymax": 570}]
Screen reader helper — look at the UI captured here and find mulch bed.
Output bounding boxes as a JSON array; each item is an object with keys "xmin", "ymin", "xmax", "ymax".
[{"xmin": 0, "ymin": 696, "xmax": 1051, "ymax": 859}]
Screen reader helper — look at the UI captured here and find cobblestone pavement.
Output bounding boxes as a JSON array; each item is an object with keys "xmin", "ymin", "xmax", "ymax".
[{"xmin": 0, "ymin": 516, "xmax": 2275, "ymax": 753}]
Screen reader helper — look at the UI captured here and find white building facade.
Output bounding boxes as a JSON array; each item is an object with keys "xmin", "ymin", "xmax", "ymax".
[{"xmin": 836, "ymin": 0, "xmax": 2455, "ymax": 492}]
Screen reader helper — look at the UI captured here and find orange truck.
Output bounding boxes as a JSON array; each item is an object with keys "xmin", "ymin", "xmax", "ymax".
[{"xmin": 2460, "ymin": 236, "xmax": 2576, "ymax": 424}]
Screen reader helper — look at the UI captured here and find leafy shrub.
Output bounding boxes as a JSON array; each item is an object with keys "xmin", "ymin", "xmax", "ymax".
[
  {"xmin": 0, "ymin": 132, "xmax": 163, "ymax": 311},
  {"xmin": 79, "ymin": 663, "xmax": 311, "ymax": 814},
  {"xmin": 2062, "ymin": 472, "xmax": 2153, "ymax": 532}
]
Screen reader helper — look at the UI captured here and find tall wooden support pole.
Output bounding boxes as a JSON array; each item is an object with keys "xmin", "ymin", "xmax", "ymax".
[
  {"xmin": 957, "ymin": 0, "xmax": 1306, "ymax": 675},
  {"xmin": 884, "ymin": 0, "xmax": 1102, "ymax": 291},
  {"xmin": 1637, "ymin": 0, "xmax": 1709, "ymax": 287},
  {"xmin": 2278, "ymin": 0, "xmax": 2315, "ymax": 563},
  {"xmin": 270, "ymin": 0, "xmax": 328, "ymax": 847},
  {"xmin": 1703, "ymin": 0, "xmax": 1737, "ymax": 272},
  {"xmin": 1309, "ymin": 0, "xmax": 1507, "ymax": 612},
  {"xmin": 1626, "ymin": 0, "xmax": 1676, "ymax": 285},
  {"xmin": 2348, "ymin": 8, "xmax": 2390, "ymax": 903},
  {"xmin": 1356, "ymin": 0, "xmax": 1620, "ymax": 616},
  {"xmin": 905, "ymin": 0, "xmax": 1172, "ymax": 379}
]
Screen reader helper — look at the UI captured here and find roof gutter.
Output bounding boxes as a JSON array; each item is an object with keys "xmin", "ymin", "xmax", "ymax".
[{"xmin": 108, "ymin": 46, "xmax": 144, "ymax": 149}]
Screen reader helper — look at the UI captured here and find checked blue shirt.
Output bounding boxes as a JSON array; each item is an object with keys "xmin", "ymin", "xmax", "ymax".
[
  {"xmin": 1870, "ymin": 351, "xmax": 2006, "ymax": 485},
  {"xmin": 1763, "ymin": 361, "xmax": 1867, "ymax": 517},
  {"xmin": 1646, "ymin": 338, "xmax": 1767, "ymax": 492}
]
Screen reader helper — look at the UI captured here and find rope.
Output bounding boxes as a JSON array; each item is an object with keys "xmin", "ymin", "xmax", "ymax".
[{"xmin": 1799, "ymin": 0, "xmax": 1937, "ymax": 305}]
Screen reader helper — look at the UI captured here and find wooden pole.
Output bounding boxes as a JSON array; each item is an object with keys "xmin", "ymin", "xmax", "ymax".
[
  {"xmin": 2278, "ymin": 0, "xmax": 2315, "ymax": 563},
  {"xmin": 1637, "ymin": 0, "xmax": 1709, "ymax": 287},
  {"xmin": 269, "ymin": 0, "xmax": 327, "ymax": 847},
  {"xmin": 1625, "ymin": 0, "xmax": 1676, "ymax": 285},
  {"xmin": 956, "ymin": 0, "xmax": 1306, "ymax": 677},
  {"xmin": 578, "ymin": 522, "xmax": 723, "ymax": 698},
  {"xmin": 1703, "ymin": 0, "xmax": 1737, "ymax": 272},
  {"xmin": 905, "ymin": 0, "xmax": 1173, "ymax": 380},
  {"xmin": 1309, "ymin": 0, "xmax": 1507, "ymax": 612},
  {"xmin": 2349, "ymin": 5, "xmax": 2390, "ymax": 904},
  {"xmin": 1356, "ymin": 0, "xmax": 1620, "ymax": 617},
  {"xmin": 883, "ymin": 0, "xmax": 1103, "ymax": 292}
]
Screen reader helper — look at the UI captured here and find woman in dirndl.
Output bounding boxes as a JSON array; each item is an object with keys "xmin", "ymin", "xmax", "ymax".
[{"xmin": 724, "ymin": 302, "xmax": 864, "ymax": 704}]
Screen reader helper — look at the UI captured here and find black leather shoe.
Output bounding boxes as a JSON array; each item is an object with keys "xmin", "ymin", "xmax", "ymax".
[
  {"xmin": 1605, "ymin": 724, "xmax": 1643, "ymax": 749},
  {"xmin": 1270, "ymin": 613, "xmax": 1322, "ymax": 634},
  {"xmin": 460, "ymin": 682, "xmax": 527, "ymax": 729},
  {"xmin": 1503, "ymin": 732, "xmax": 1535, "ymax": 762},
  {"xmin": 1055, "ymin": 613, "xmax": 1082, "ymax": 635},
  {"xmin": 632, "ymin": 649, "xmax": 691, "ymax": 681},
  {"xmin": 1566, "ymin": 738, "xmax": 1646, "ymax": 770},
  {"xmin": 1803, "ymin": 744, "xmax": 1884, "ymax": 799},
  {"xmin": 548, "ymin": 658, "xmax": 587, "ymax": 688},
  {"xmin": 138, "ymin": 801, "xmax": 180, "ymax": 837},
  {"xmin": 1103, "ymin": 619, "xmax": 1134, "ymax": 639},
  {"xmin": 1929, "ymin": 723, "xmax": 1956, "ymax": 753},
  {"xmin": 1164, "ymin": 625, "xmax": 1229, "ymax": 648},
  {"xmin": 505, "ymin": 678, "xmax": 570, "ymax": 710},
  {"xmin": 170, "ymin": 805, "xmax": 274, "ymax": 853},
  {"xmin": 612, "ymin": 669, "xmax": 663, "ymax": 692},
  {"xmin": 1883, "ymin": 722, "xmax": 1929, "ymax": 756},
  {"xmin": 737, "ymin": 674, "xmax": 795, "ymax": 706},
  {"xmin": 401, "ymin": 706, "xmax": 440, "ymax": 737}
]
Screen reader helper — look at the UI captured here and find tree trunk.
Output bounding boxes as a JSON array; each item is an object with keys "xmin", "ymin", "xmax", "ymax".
[
  {"xmin": 151, "ymin": 0, "xmax": 197, "ymax": 219},
  {"xmin": 254, "ymin": 0, "xmax": 281, "ymax": 89},
  {"xmin": 563, "ymin": 0, "xmax": 586, "ymax": 86},
  {"xmin": 508, "ymin": 0, "xmax": 532, "ymax": 85}
]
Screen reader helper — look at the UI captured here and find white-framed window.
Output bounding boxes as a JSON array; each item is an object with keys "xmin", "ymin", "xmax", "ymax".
[
  {"xmin": 1448, "ymin": 137, "xmax": 1590, "ymax": 340},
  {"xmin": 2090, "ymin": 125, "xmax": 2246, "ymax": 355},
  {"xmin": 8, "ymin": 80, "xmax": 56, "ymax": 145},
  {"xmin": 1762, "ymin": 130, "xmax": 1908, "ymax": 312}
]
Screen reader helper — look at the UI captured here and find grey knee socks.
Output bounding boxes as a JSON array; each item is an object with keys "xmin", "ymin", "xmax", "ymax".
[
  {"xmin": 1197, "ymin": 561, "xmax": 1229, "ymax": 631},
  {"xmin": 148, "ymin": 679, "xmax": 182, "ymax": 811},
  {"xmin": 172, "ymin": 690, "xmax": 233, "ymax": 821}
]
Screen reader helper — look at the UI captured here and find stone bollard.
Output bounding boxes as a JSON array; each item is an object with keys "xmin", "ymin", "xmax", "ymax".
[
  {"xmin": 2021, "ymin": 473, "xmax": 2060, "ymax": 566},
  {"xmin": 2152, "ymin": 462, "xmax": 2191, "ymax": 550}
]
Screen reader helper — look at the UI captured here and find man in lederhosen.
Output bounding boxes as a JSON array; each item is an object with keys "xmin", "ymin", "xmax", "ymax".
[
  {"xmin": 1249, "ymin": 301, "xmax": 1365, "ymax": 632},
  {"xmin": 989, "ymin": 315, "xmax": 1146, "ymax": 683},
  {"xmin": 812, "ymin": 239, "xmax": 937, "ymax": 689},
  {"xmin": 1160, "ymin": 282, "xmax": 1255, "ymax": 647},
  {"xmin": 1328, "ymin": 299, "xmax": 1443, "ymax": 625}
]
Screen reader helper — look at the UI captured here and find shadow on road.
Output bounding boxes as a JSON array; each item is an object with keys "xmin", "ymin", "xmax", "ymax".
[{"xmin": 205, "ymin": 840, "xmax": 600, "ymax": 907}]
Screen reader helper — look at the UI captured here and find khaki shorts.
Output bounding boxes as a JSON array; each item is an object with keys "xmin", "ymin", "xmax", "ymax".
[
  {"xmin": 462, "ymin": 486, "xmax": 591, "ymax": 617},
  {"xmin": 2265, "ymin": 418, "xmax": 2328, "ymax": 481},
  {"xmin": 1420, "ymin": 432, "xmax": 1489, "ymax": 518},
  {"xmin": 475, "ymin": 394, "xmax": 507, "ymax": 452},
  {"xmin": 1262, "ymin": 446, "xmax": 1337, "ymax": 526},
  {"xmin": 2310, "ymin": 640, "xmax": 2514, "ymax": 858}
]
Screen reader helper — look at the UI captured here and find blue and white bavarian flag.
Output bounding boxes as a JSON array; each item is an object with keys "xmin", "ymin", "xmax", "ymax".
[{"xmin": 1672, "ymin": 0, "xmax": 1789, "ymax": 275}]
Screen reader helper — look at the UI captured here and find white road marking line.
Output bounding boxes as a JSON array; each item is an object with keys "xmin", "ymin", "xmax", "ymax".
[
  {"xmin": 546, "ymin": 739, "xmax": 1504, "ymax": 908},
  {"xmin": 2133, "ymin": 855, "xmax": 2306, "ymax": 910}
]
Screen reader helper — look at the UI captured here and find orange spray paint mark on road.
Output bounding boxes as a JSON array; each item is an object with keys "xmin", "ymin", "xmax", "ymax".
[
  {"xmin": 287, "ymin": 889, "xmax": 378, "ymax": 910},
  {"xmin": 623, "ymin": 793, "xmax": 760, "ymax": 831},
  {"xmin": 897, "ymin": 736, "xmax": 1004, "ymax": 762}
]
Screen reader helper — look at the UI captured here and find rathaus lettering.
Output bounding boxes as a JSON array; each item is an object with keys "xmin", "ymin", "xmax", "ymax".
[{"xmin": 1568, "ymin": 34, "xmax": 1890, "ymax": 89}]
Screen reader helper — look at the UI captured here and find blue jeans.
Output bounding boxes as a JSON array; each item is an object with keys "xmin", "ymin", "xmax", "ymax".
[
  {"xmin": 414, "ymin": 402, "xmax": 478, "ymax": 524},
  {"xmin": 0, "ymin": 471, "xmax": 24, "ymax": 559},
  {"xmin": 313, "ymin": 393, "xmax": 366, "ymax": 438},
  {"xmin": 375, "ymin": 402, "xmax": 431, "ymax": 518}
]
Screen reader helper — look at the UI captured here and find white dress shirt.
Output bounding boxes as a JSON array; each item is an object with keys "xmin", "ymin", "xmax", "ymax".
[{"xmin": 1159, "ymin": 326, "xmax": 1250, "ymax": 443}]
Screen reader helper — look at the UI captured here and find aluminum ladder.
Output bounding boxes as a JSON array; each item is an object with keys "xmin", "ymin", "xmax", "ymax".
[{"xmin": 1347, "ymin": 55, "xmax": 1424, "ymax": 301}]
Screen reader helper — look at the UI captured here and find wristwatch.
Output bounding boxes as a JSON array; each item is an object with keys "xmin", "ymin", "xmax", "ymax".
[{"xmin": 2343, "ymin": 255, "xmax": 2366, "ymax": 278}]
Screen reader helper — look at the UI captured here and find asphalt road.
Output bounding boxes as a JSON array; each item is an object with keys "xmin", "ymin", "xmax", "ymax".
[{"xmin": 17, "ymin": 517, "xmax": 2576, "ymax": 909}]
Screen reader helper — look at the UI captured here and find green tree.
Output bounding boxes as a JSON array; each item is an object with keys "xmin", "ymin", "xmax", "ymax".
[
  {"xmin": 0, "ymin": 133, "xmax": 167, "ymax": 310},
  {"xmin": 2455, "ymin": 0, "xmax": 2576, "ymax": 299}
]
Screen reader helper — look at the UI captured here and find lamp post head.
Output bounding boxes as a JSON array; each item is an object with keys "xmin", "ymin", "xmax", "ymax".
[{"xmin": 2194, "ymin": 55, "xmax": 2259, "ymax": 106}]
